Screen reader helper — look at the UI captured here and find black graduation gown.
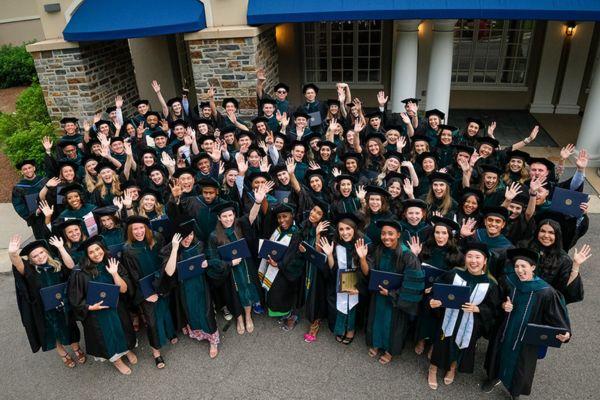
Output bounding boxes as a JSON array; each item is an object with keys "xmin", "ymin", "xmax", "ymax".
[
  {"xmin": 12, "ymin": 263, "xmax": 80, "ymax": 353},
  {"xmin": 484, "ymin": 273, "xmax": 571, "ymax": 397},
  {"xmin": 429, "ymin": 269, "xmax": 501, "ymax": 373},
  {"xmin": 12, "ymin": 176, "xmax": 48, "ymax": 239},
  {"xmin": 365, "ymin": 245, "xmax": 423, "ymax": 355},
  {"xmin": 535, "ymin": 250, "xmax": 584, "ymax": 304},
  {"xmin": 68, "ymin": 265, "xmax": 136, "ymax": 359}
]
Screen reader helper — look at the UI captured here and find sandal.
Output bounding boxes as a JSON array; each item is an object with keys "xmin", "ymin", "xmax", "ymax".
[
  {"xmin": 414, "ymin": 340, "xmax": 425, "ymax": 355},
  {"xmin": 209, "ymin": 345, "xmax": 218, "ymax": 359},
  {"xmin": 335, "ymin": 335, "xmax": 345, "ymax": 343},
  {"xmin": 236, "ymin": 320, "xmax": 246, "ymax": 335},
  {"xmin": 59, "ymin": 352, "xmax": 76, "ymax": 369},
  {"xmin": 444, "ymin": 367, "xmax": 456, "ymax": 385},
  {"xmin": 282, "ymin": 315, "xmax": 298, "ymax": 332},
  {"xmin": 73, "ymin": 348, "xmax": 87, "ymax": 364},
  {"xmin": 246, "ymin": 318, "xmax": 254, "ymax": 334},
  {"xmin": 303, "ymin": 333, "xmax": 316, "ymax": 343},
  {"xmin": 125, "ymin": 351, "xmax": 138, "ymax": 365},
  {"xmin": 368, "ymin": 348, "xmax": 379, "ymax": 358},
  {"xmin": 170, "ymin": 337, "xmax": 178, "ymax": 345},
  {"xmin": 428, "ymin": 366, "xmax": 438, "ymax": 390},
  {"xmin": 132, "ymin": 315, "xmax": 140, "ymax": 332},
  {"xmin": 378, "ymin": 353, "xmax": 392, "ymax": 365},
  {"xmin": 154, "ymin": 355, "xmax": 166, "ymax": 369},
  {"xmin": 342, "ymin": 335, "xmax": 354, "ymax": 345},
  {"xmin": 113, "ymin": 359, "xmax": 132, "ymax": 375}
]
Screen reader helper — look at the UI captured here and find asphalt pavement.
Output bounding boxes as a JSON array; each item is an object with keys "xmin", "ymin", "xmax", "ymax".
[{"xmin": 1, "ymin": 218, "xmax": 599, "ymax": 400}]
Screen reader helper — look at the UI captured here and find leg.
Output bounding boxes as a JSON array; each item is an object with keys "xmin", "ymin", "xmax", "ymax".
[
  {"xmin": 244, "ymin": 306, "xmax": 254, "ymax": 333},
  {"xmin": 236, "ymin": 315, "xmax": 245, "ymax": 335},
  {"xmin": 125, "ymin": 350, "xmax": 138, "ymax": 365},
  {"xmin": 70, "ymin": 342, "xmax": 86, "ymax": 364},
  {"xmin": 368, "ymin": 347, "xmax": 379, "ymax": 358},
  {"xmin": 56, "ymin": 343, "xmax": 75, "ymax": 368},
  {"xmin": 152, "ymin": 347, "xmax": 165, "ymax": 369},
  {"xmin": 428, "ymin": 364, "xmax": 438, "ymax": 390},
  {"xmin": 378, "ymin": 351, "xmax": 392, "ymax": 365},
  {"xmin": 444, "ymin": 361, "xmax": 457, "ymax": 385},
  {"xmin": 342, "ymin": 330, "xmax": 355, "ymax": 344},
  {"xmin": 414, "ymin": 339, "xmax": 426, "ymax": 355},
  {"xmin": 113, "ymin": 357, "xmax": 132, "ymax": 375}
]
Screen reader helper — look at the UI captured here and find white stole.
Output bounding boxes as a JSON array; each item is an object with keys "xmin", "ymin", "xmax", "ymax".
[
  {"xmin": 441, "ymin": 273, "xmax": 490, "ymax": 349},
  {"xmin": 335, "ymin": 244, "xmax": 359, "ymax": 314},
  {"xmin": 258, "ymin": 228, "xmax": 292, "ymax": 291}
]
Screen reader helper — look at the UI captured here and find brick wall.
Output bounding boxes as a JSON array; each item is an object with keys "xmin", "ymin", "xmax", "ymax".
[
  {"xmin": 188, "ymin": 27, "xmax": 279, "ymax": 116},
  {"xmin": 30, "ymin": 40, "xmax": 138, "ymax": 124}
]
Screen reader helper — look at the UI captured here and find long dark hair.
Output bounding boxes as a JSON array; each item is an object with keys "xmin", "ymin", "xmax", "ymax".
[
  {"xmin": 79, "ymin": 241, "xmax": 110, "ymax": 278},
  {"xmin": 419, "ymin": 225, "xmax": 464, "ymax": 268},
  {"xmin": 214, "ymin": 218, "xmax": 244, "ymax": 246},
  {"xmin": 528, "ymin": 219, "xmax": 565, "ymax": 275},
  {"xmin": 334, "ymin": 218, "xmax": 365, "ymax": 267}
]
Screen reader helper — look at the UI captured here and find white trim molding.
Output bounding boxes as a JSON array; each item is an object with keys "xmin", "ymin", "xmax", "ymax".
[{"xmin": 0, "ymin": 15, "xmax": 40, "ymax": 25}]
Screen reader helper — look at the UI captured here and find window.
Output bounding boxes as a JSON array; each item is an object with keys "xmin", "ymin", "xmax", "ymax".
[
  {"xmin": 303, "ymin": 21, "xmax": 382, "ymax": 84},
  {"xmin": 452, "ymin": 20, "xmax": 535, "ymax": 86}
]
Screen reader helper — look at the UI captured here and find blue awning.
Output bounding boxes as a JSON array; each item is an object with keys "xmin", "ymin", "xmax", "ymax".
[
  {"xmin": 247, "ymin": 0, "xmax": 600, "ymax": 24},
  {"xmin": 63, "ymin": 0, "xmax": 206, "ymax": 41}
]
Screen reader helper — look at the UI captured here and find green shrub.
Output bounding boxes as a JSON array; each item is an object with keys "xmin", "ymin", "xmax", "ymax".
[
  {"xmin": 0, "ymin": 83, "xmax": 55, "ymax": 170},
  {"xmin": 0, "ymin": 44, "xmax": 36, "ymax": 88}
]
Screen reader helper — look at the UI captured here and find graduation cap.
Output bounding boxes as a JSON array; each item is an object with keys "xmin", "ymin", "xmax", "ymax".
[
  {"xmin": 452, "ymin": 144, "xmax": 475, "ymax": 156},
  {"xmin": 304, "ymin": 168, "xmax": 326, "ymax": 183},
  {"xmin": 176, "ymin": 219, "xmax": 196, "ymax": 237},
  {"xmin": 326, "ymin": 99, "xmax": 341, "ymax": 107},
  {"xmin": 415, "ymin": 151, "xmax": 437, "ymax": 165},
  {"xmin": 365, "ymin": 185, "xmax": 390, "ymax": 198},
  {"xmin": 222, "ymin": 97, "xmax": 239, "ymax": 108},
  {"xmin": 269, "ymin": 164, "xmax": 287, "ymax": 176},
  {"xmin": 528, "ymin": 157, "xmax": 555, "ymax": 172},
  {"xmin": 140, "ymin": 147, "xmax": 157, "ymax": 158},
  {"xmin": 293, "ymin": 111, "xmax": 310, "ymax": 120},
  {"xmin": 16, "ymin": 159, "xmax": 36, "ymax": 169},
  {"xmin": 333, "ymin": 174, "xmax": 357, "ymax": 184},
  {"xmin": 340, "ymin": 152, "xmax": 363, "ymax": 163},
  {"xmin": 235, "ymin": 130, "xmax": 255, "ymax": 141},
  {"xmin": 482, "ymin": 206, "xmax": 509, "ymax": 221},
  {"xmin": 310, "ymin": 197, "xmax": 330, "ymax": 216},
  {"xmin": 251, "ymin": 116, "xmax": 269, "ymax": 125},
  {"xmin": 411, "ymin": 134, "xmax": 432, "ymax": 144},
  {"xmin": 366, "ymin": 111, "xmax": 383, "ymax": 120},
  {"xmin": 172, "ymin": 167, "xmax": 196, "ymax": 179},
  {"xmin": 197, "ymin": 177, "xmax": 220, "ymax": 189},
  {"xmin": 260, "ymin": 98, "xmax": 277, "ymax": 108},
  {"xmin": 197, "ymin": 135, "xmax": 216, "ymax": 146},
  {"xmin": 430, "ymin": 215, "xmax": 460, "ymax": 233},
  {"xmin": 94, "ymin": 120, "xmax": 111, "ymax": 129},
  {"xmin": 121, "ymin": 180, "xmax": 141, "ymax": 191},
  {"xmin": 77, "ymin": 235, "xmax": 106, "ymax": 253},
  {"xmin": 506, "ymin": 248, "xmax": 539, "ymax": 265},
  {"xmin": 92, "ymin": 205, "xmax": 120, "ymax": 218},
  {"xmin": 375, "ymin": 219, "xmax": 402, "ymax": 232},
  {"xmin": 480, "ymin": 164, "xmax": 503, "ymax": 176},
  {"xmin": 385, "ymin": 171, "xmax": 407, "ymax": 184},
  {"xmin": 273, "ymin": 131, "xmax": 288, "ymax": 144},
  {"xmin": 125, "ymin": 215, "xmax": 150, "ymax": 227},
  {"xmin": 365, "ymin": 132, "xmax": 386, "ymax": 143},
  {"xmin": 437, "ymin": 124, "xmax": 458, "ymax": 133},
  {"xmin": 223, "ymin": 161, "xmax": 239, "ymax": 173},
  {"xmin": 291, "ymin": 140, "xmax": 308, "ymax": 150},
  {"xmin": 167, "ymin": 97, "xmax": 182, "ymax": 107},
  {"xmin": 170, "ymin": 119, "xmax": 188, "ymax": 129},
  {"xmin": 246, "ymin": 171, "xmax": 272, "ymax": 183},
  {"xmin": 55, "ymin": 218, "xmax": 83, "ymax": 233},
  {"xmin": 133, "ymin": 99, "xmax": 150, "ymax": 107},
  {"xmin": 425, "ymin": 109, "xmax": 445, "ymax": 120},
  {"xmin": 190, "ymin": 152, "xmax": 212, "ymax": 167},
  {"xmin": 274, "ymin": 82, "xmax": 290, "ymax": 92},
  {"xmin": 60, "ymin": 117, "xmax": 79, "ymax": 125},
  {"xmin": 94, "ymin": 161, "xmax": 116, "ymax": 174},
  {"xmin": 19, "ymin": 239, "xmax": 50, "ymax": 257},
  {"xmin": 212, "ymin": 201, "xmax": 237, "ymax": 216},
  {"xmin": 476, "ymin": 136, "xmax": 499, "ymax": 149},
  {"xmin": 273, "ymin": 203, "xmax": 295, "ymax": 216},
  {"xmin": 463, "ymin": 242, "xmax": 489, "ymax": 258},
  {"xmin": 511, "ymin": 192, "xmax": 530, "ymax": 207},
  {"xmin": 429, "ymin": 171, "xmax": 454, "ymax": 185},
  {"xmin": 317, "ymin": 140, "xmax": 336, "ymax": 150},
  {"xmin": 401, "ymin": 98, "xmax": 421, "ymax": 104},
  {"xmin": 57, "ymin": 140, "xmax": 78, "ymax": 149},
  {"xmin": 332, "ymin": 212, "xmax": 362, "ymax": 227},
  {"xmin": 246, "ymin": 146, "xmax": 266, "ymax": 157},
  {"xmin": 384, "ymin": 150, "xmax": 403, "ymax": 161},
  {"xmin": 198, "ymin": 101, "xmax": 211, "ymax": 109},
  {"xmin": 301, "ymin": 132, "xmax": 321, "ymax": 145},
  {"xmin": 139, "ymin": 188, "xmax": 163, "ymax": 203},
  {"xmin": 58, "ymin": 183, "xmax": 84, "ymax": 196},
  {"xmin": 109, "ymin": 136, "xmax": 124, "ymax": 144},
  {"xmin": 402, "ymin": 198, "xmax": 428, "ymax": 210},
  {"xmin": 466, "ymin": 117, "xmax": 484, "ymax": 129},
  {"xmin": 219, "ymin": 125, "xmax": 236, "ymax": 136},
  {"xmin": 460, "ymin": 188, "xmax": 484, "ymax": 205},
  {"xmin": 151, "ymin": 130, "xmax": 168, "ymax": 139},
  {"xmin": 146, "ymin": 165, "xmax": 167, "ymax": 177},
  {"xmin": 145, "ymin": 111, "xmax": 162, "ymax": 120},
  {"xmin": 194, "ymin": 118, "xmax": 213, "ymax": 127},
  {"xmin": 57, "ymin": 159, "xmax": 79, "ymax": 171},
  {"xmin": 105, "ymin": 106, "xmax": 117, "ymax": 114},
  {"xmin": 302, "ymin": 83, "xmax": 319, "ymax": 94},
  {"xmin": 507, "ymin": 150, "xmax": 531, "ymax": 163}
]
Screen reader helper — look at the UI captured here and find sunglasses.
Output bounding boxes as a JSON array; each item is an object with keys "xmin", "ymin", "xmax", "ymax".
[{"xmin": 276, "ymin": 90, "xmax": 287, "ymax": 94}]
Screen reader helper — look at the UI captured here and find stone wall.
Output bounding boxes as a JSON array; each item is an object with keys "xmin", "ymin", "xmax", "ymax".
[
  {"xmin": 187, "ymin": 27, "xmax": 279, "ymax": 116},
  {"xmin": 30, "ymin": 40, "xmax": 138, "ymax": 124}
]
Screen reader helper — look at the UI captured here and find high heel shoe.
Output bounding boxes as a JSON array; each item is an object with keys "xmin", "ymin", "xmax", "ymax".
[{"xmin": 428, "ymin": 366, "xmax": 438, "ymax": 390}]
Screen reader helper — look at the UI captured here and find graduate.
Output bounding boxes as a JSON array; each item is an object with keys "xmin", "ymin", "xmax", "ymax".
[
  {"xmin": 68, "ymin": 236, "xmax": 137, "ymax": 375},
  {"xmin": 160, "ymin": 220, "xmax": 220, "ymax": 359},
  {"xmin": 8, "ymin": 236, "xmax": 84, "ymax": 368},
  {"xmin": 12, "ymin": 159, "xmax": 48, "ymax": 239},
  {"xmin": 365, "ymin": 220, "xmax": 424, "ymax": 364},
  {"xmin": 360, "ymin": 185, "xmax": 394, "ymax": 245},
  {"xmin": 121, "ymin": 216, "xmax": 176, "ymax": 369},
  {"xmin": 427, "ymin": 242, "xmax": 501, "ymax": 390},
  {"xmin": 482, "ymin": 248, "xmax": 572, "ymax": 399}
]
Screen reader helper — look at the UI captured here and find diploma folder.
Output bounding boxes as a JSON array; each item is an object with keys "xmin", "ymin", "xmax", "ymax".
[
  {"xmin": 337, "ymin": 269, "xmax": 359, "ymax": 293},
  {"xmin": 300, "ymin": 241, "xmax": 327, "ymax": 267},
  {"xmin": 107, "ymin": 243, "xmax": 124, "ymax": 259},
  {"xmin": 422, "ymin": 263, "xmax": 446, "ymax": 286},
  {"xmin": 150, "ymin": 216, "xmax": 173, "ymax": 237},
  {"xmin": 368, "ymin": 269, "xmax": 403, "ymax": 291},
  {"xmin": 86, "ymin": 281, "xmax": 120, "ymax": 309},
  {"xmin": 218, "ymin": 239, "xmax": 251, "ymax": 261},
  {"xmin": 40, "ymin": 282, "xmax": 68, "ymax": 311},
  {"xmin": 258, "ymin": 239, "xmax": 288, "ymax": 262},
  {"xmin": 272, "ymin": 190, "xmax": 292, "ymax": 204},
  {"xmin": 433, "ymin": 283, "xmax": 470, "ymax": 309},
  {"xmin": 308, "ymin": 111, "xmax": 322, "ymax": 127},
  {"xmin": 522, "ymin": 323, "xmax": 568, "ymax": 348},
  {"xmin": 176, "ymin": 254, "xmax": 206, "ymax": 281},
  {"xmin": 25, "ymin": 193, "xmax": 39, "ymax": 215},
  {"xmin": 549, "ymin": 187, "xmax": 589, "ymax": 218},
  {"xmin": 139, "ymin": 274, "xmax": 157, "ymax": 298}
]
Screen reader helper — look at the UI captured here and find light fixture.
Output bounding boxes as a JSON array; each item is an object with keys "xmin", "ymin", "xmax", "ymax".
[{"xmin": 566, "ymin": 21, "xmax": 576, "ymax": 37}]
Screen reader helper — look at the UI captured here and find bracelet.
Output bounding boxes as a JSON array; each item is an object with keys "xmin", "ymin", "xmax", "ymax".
[
  {"xmin": 523, "ymin": 137, "xmax": 531, "ymax": 144},
  {"xmin": 529, "ymin": 191, "xmax": 537, "ymax": 196},
  {"xmin": 254, "ymin": 201, "xmax": 262, "ymax": 205}
]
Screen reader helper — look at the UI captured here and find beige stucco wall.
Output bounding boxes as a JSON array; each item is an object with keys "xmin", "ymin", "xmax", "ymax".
[
  {"xmin": 3, "ymin": 0, "xmax": 39, "ymax": 19},
  {"xmin": 208, "ymin": 0, "xmax": 248, "ymax": 27},
  {"xmin": 0, "ymin": 19, "xmax": 44, "ymax": 45}
]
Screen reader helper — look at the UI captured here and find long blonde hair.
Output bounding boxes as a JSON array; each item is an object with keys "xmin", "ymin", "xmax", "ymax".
[
  {"xmin": 137, "ymin": 195, "xmax": 165, "ymax": 218},
  {"xmin": 426, "ymin": 183, "xmax": 453, "ymax": 216},
  {"xmin": 95, "ymin": 171, "xmax": 122, "ymax": 197},
  {"xmin": 27, "ymin": 248, "xmax": 62, "ymax": 272}
]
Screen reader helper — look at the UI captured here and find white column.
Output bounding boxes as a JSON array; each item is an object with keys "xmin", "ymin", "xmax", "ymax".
[
  {"xmin": 556, "ymin": 22, "xmax": 594, "ymax": 114},
  {"xmin": 390, "ymin": 20, "xmax": 420, "ymax": 112},
  {"xmin": 530, "ymin": 21, "xmax": 565, "ymax": 114},
  {"xmin": 576, "ymin": 49, "xmax": 600, "ymax": 166},
  {"xmin": 425, "ymin": 19, "xmax": 456, "ymax": 119}
]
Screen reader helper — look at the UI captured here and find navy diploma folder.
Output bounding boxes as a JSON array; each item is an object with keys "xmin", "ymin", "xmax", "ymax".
[
  {"xmin": 368, "ymin": 269, "xmax": 403, "ymax": 291},
  {"xmin": 40, "ymin": 282, "xmax": 68, "ymax": 311},
  {"xmin": 176, "ymin": 254, "xmax": 206, "ymax": 281},
  {"xmin": 86, "ymin": 281, "xmax": 119, "ymax": 309},
  {"xmin": 433, "ymin": 283, "xmax": 471, "ymax": 309},
  {"xmin": 218, "ymin": 239, "xmax": 251, "ymax": 261}
]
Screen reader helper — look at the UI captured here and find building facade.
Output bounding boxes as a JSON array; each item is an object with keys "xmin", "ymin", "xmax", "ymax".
[{"xmin": 16, "ymin": 0, "xmax": 600, "ymax": 163}]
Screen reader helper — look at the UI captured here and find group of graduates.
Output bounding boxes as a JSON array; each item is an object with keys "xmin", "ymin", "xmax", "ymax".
[{"xmin": 9, "ymin": 73, "xmax": 592, "ymax": 399}]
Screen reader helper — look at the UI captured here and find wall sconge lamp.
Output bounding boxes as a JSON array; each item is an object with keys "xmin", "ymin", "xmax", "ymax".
[{"xmin": 566, "ymin": 21, "xmax": 576, "ymax": 37}]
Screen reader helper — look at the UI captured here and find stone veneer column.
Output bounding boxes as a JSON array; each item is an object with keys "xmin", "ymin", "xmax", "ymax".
[
  {"xmin": 28, "ymin": 40, "xmax": 138, "ymax": 123},
  {"xmin": 187, "ymin": 26, "xmax": 278, "ymax": 116}
]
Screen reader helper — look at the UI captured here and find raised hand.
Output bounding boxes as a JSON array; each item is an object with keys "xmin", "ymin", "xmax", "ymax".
[
  {"xmin": 169, "ymin": 179, "xmax": 182, "ymax": 198},
  {"xmin": 42, "ymin": 136, "xmax": 53, "ymax": 152},
  {"xmin": 122, "ymin": 190, "xmax": 133, "ymax": 208},
  {"xmin": 285, "ymin": 157, "xmax": 296, "ymax": 174},
  {"xmin": 560, "ymin": 143, "xmax": 575, "ymax": 161},
  {"xmin": 113, "ymin": 196, "xmax": 123, "ymax": 210},
  {"xmin": 39, "ymin": 200, "xmax": 54, "ymax": 217},
  {"xmin": 227, "ymin": 111, "xmax": 237, "ymax": 125},
  {"xmin": 171, "ymin": 233, "xmax": 183, "ymax": 249},
  {"xmin": 151, "ymin": 80, "xmax": 161, "ymax": 93},
  {"xmin": 406, "ymin": 236, "xmax": 422, "ymax": 256},
  {"xmin": 332, "ymin": 167, "xmax": 342, "ymax": 177},
  {"xmin": 319, "ymin": 237, "xmax": 334, "ymax": 256},
  {"xmin": 93, "ymin": 113, "xmax": 101, "ymax": 124},
  {"xmin": 529, "ymin": 175, "xmax": 547, "ymax": 194},
  {"xmin": 235, "ymin": 152, "xmax": 248, "ymax": 175},
  {"xmin": 124, "ymin": 141, "xmax": 133, "ymax": 156},
  {"xmin": 487, "ymin": 121, "xmax": 497, "ymax": 138},
  {"xmin": 505, "ymin": 182, "xmax": 523, "ymax": 201},
  {"xmin": 115, "ymin": 95, "xmax": 123, "ymax": 109},
  {"xmin": 573, "ymin": 244, "xmax": 592, "ymax": 268},
  {"xmin": 256, "ymin": 68, "xmax": 266, "ymax": 82},
  {"xmin": 397, "ymin": 136, "xmax": 407, "ymax": 152},
  {"xmin": 576, "ymin": 149, "xmax": 589, "ymax": 170},
  {"xmin": 353, "ymin": 119, "xmax": 365, "ymax": 133},
  {"xmin": 259, "ymin": 156, "xmax": 270, "ymax": 172},
  {"xmin": 355, "ymin": 238, "xmax": 368, "ymax": 259},
  {"xmin": 83, "ymin": 120, "xmax": 91, "ymax": 132},
  {"xmin": 8, "ymin": 234, "xmax": 21, "ymax": 255},
  {"xmin": 402, "ymin": 178, "xmax": 414, "ymax": 198},
  {"xmin": 308, "ymin": 160, "xmax": 321, "ymax": 170},
  {"xmin": 280, "ymin": 112, "xmax": 289, "ymax": 128},
  {"xmin": 460, "ymin": 218, "xmax": 477, "ymax": 237},
  {"xmin": 48, "ymin": 235, "xmax": 64, "ymax": 249},
  {"xmin": 377, "ymin": 91, "xmax": 388, "ymax": 107},
  {"xmin": 355, "ymin": 185, "xmax": 366, "ymax": 201},
  {"xmin": 161, "ymin": 152, "xmax": 176, "ymax": 168},
  {"xmin": 160, "ymin": 120, "xmax": 169, "ymax": 133},
  {"xmin": 316, "ymin": 220, "xmax": 330, "ymax": 236},
  {"xmin": 502, "ymin": 296, "xmax": 513, "ymax": 313},
  {"xmin": 46, "ymin": 177, "xmax": 61, "ymax": 188},
  {"xmin": 528, "ymin": 125, "xmax": 539, "ymax": 143},
  {"xmin": 137, "ymin": 121, "xmax": 145, "ymax": 137},
  {"xmin": 469, "ymin": 151, "xmax": 481, "ymax": 167},
  {"xmin": 407, "ymin": 102, "xmax": 418, "ymax": 115},
  {"xmin": 400, "ymin": 112, "xmax": 411, "ymax": 125},
  {"xmin": 106, "ymin": 258, "xmax": 120, "ymax": 275},
  {"xmin": 207, "ymin": 86, "xmax": 215, "ymax": 98},
  {"xmin": 352, "ymin": 97, "xmax": 362, "ymax": 112}
]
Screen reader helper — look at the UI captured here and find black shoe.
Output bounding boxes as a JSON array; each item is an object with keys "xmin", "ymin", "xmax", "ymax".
[
  {"xmin": 481, "ymin": 379, "xmax": 500, "ymax": 393},
  {"xmin": 154, "ymin": 355, "xmax": 165, "ymax": 369}
]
